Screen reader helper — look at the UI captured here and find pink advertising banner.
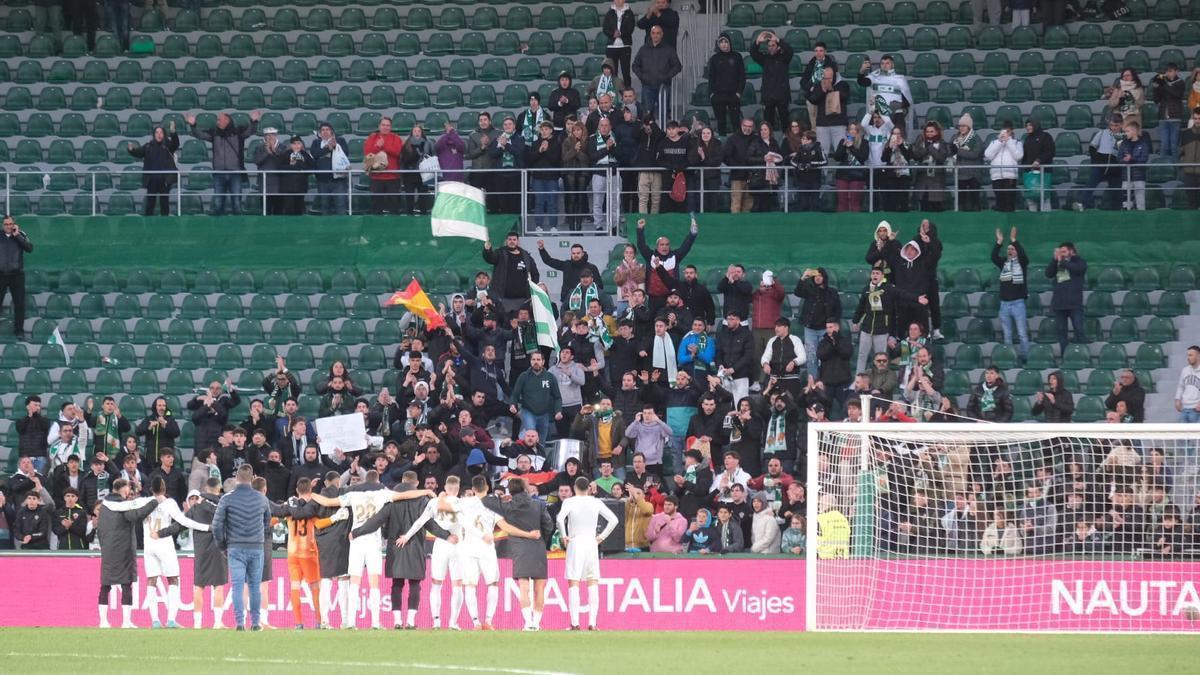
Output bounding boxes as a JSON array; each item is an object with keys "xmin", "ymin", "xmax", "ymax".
[
  {"xmin": 816, "ymin": 559, "xmax": 1200, "ymax": 632},
  {"xmin": 0, "ymin": 555, "xmax": 804, "ymax": 630}
]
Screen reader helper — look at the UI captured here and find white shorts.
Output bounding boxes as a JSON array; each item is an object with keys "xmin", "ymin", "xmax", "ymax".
[
  {"xmin": 347, "ymin": 536, "xmax": 383, "ymax": 577},
  {"xmin": 457, "ymin": 547, "xmax": 500, "ymax": 586},
  {"xmin": 143, "ymin": 545, "xmax": 180, "ymax": 578},
  {"xmin": 564, "ymin": 545, "xmax": 601, "ymax": 583},
  {"xmin": 430, "ymin": 539, "xmax": 460, "ymax": 582}
]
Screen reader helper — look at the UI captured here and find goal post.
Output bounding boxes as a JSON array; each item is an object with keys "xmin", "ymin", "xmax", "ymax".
[{"xmin": 806, "ymin": 422, "xmax": 1200, "ymax": 633}]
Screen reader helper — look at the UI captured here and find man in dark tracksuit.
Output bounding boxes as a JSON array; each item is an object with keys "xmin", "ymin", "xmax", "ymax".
[
  {"xmin": 0, "ymin": 216, "xmax": 33, "ymax": 340},
  {"xmin": 707, "ymin": 33, "xmax": 746, "ymax": 135},
  {"xmin": 749, "ymin": 31, "xmax": 795, "ymax": 132}
]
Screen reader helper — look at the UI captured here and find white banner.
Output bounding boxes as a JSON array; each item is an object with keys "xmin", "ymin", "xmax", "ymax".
[{"xmin": 313, "ymin": 413, "xmax": 368, "ymax": 455}]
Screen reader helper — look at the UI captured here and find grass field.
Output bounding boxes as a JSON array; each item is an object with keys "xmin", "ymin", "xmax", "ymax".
[{"xmin": 0, "ymin": 629, "xmax": 1193, "ymax": 674}]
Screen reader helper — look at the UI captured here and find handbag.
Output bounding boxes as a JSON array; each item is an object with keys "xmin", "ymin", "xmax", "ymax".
[
  {"xmin": 668, "ymin": 170, "xmax": 687, "ymax": 202},
  {"xmin": 419, "ymin": 155, "xmax": 441, "ymax": 185},
  {"xmin": 330, "ymin": 143, "xmax": 350, "ymax": 179},
  {"xmin": 1022, "ymin": 170, "xmax": 1052, "ymax": 200}
]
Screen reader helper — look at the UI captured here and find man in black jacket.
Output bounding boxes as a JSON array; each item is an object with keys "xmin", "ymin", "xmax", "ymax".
[
  {"xmin": 0, "ymin": 216, "xmax": 33, "ymax": 340},
  {"xmin": 547, "ymin": 73, "xmax": 582, "ymax": 132},
  {"xmin": 722, "ymin": 119, "xmax": 758, "ymax": 213},
  {"xmin": 750, "ymin": 31, "xmax": 795, "ymax": 132},
  {"xmin": 603, "ymin": 0, "xmax": 636, "ymax": 85},
  {"xmin": 636, "ymin": 0, "xmax": 679, "ymax": 48},
  {"xmin": 310, "ymin": 122, "xmax": 348, "ymax": 215},
  {"xmin": 817, "ymin": 321, "xmax": 854, "ymax": 414},
  {"xmin": 15, "ymin": 395, "xmax": 51, "ymax": 473},
  {"xmin": 716, "ymin": 309, "xmax": 755, "ymax": 401},
  {"xmin": 537, "ymin": 241, "xmax": 602, "ymax": 305},
  {"xmin": 12, "ymin": 490, "xmax": 51, "ymax": 549},
  {"xmin": 1021, "ymin": 119, "xmax": 1056, "ymax": 211},
  {"xmin": 707, "ymin": 33, "xmax": 746, "ymax": 135},
  {"xmin": 482, "ymin": 231, "xmax": 540, "ymax": 313},
  {"xmin": 526, "ymin": 122, "xmax": 563, "ymax": 232},
  {"xmin": 53, "ymin": 488, "xmax": 90, "ymax": 550},
  {"xmin": 633, "ymin": 115, "xmax": 666, "ymax": 214},
  {"xmin": 187, "ymin": 380, "xmax": 241, "ymax": 455},
  {"xmin": 794, "ymin": 268, "xmax": 842, "ymax": 374},
  {"xmin": 147, "ymin": 452, "xmax": 187, "ymax": 506},
  {"xmin": 632, "ymin": 26, "xmax": 682, "ymax": 122},
  {"xmin": 1152, "ymin": 64, "xmax": 1186, "ymax": 159},
  {"xmin": 717, "ymin": 264, "xmax": 753, "ymax": 321},
  {"xmin": 800, "ymin": 43, "xmax": 839, "ymax": 140}
]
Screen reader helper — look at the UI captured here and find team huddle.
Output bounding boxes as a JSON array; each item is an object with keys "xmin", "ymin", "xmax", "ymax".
[{"xmin": 96, "ymin": 467, "xmax": 617, "ymax": 631}]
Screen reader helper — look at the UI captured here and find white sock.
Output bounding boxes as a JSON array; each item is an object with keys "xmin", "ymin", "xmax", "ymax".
[
  {"xmin": 532, "ymin": 609, "xmax": 542, "ymax": 628},
  {"xmin": 98, "ymin": 604, "xmax": 110, "ymax": 628},
  {"xmin": 345, "ymin": 583, "xmax": 359, "ymax": 628},
  {"xmin": 587, "ymin": 584, "xmax": 599, "ymax": 628},
  {"xmin": 192, "ymin": 610, "xmax": 202, "ymax": 628},
  {"xmin": 464, "ymin": 587, "xmax": 479, "ymax": 624},
  {"xmin": 406, "ymin": 608, "xmax": 417, "ymax": 627},
  {"xmin": 167, "ymin": 585, "xmax": 180, "ymax": 623},
  {"xmin": 521, "ymin": 606, "xmax": 533, "ymax": 629},
  {"xmin": 145, "ymin": 586, "xmax": 160, "ymax": 623},
  {"xmin": 568, "ymin": 586, "xmax": 581, "ymax": 627},
  {"xmin": 318, "ymin": 579, "xmax": 332, "ymax": 625},
  {"xmin": 449, "ymin": 586, "xmax": 463, "ymax": 628},
  {"xmin": 486, "ymin": 585, "xmax": 498, "ymax": 624},
  {"xmin": 368, "ymin": 588, "xmax": 381, "ymax": 627},
  {"xmin": 213, "ymin": 605, "xmax": 225, "ymax": 628},
  {"xmin": 392, "ymin": 610, "xmax": 403, "ymax": 626},
  {"xmin": 429, "ymin": 583, "xmax": 442, "ymax": 627},
  {"xmin": 121, "ymin": 605, "xmax": 133, "ymax": 626}
]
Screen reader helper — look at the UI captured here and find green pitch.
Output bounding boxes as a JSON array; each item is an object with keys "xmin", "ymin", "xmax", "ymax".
[{"xmin": 0, "ymin": 628, "xmax": 1191, "ymax": 674}]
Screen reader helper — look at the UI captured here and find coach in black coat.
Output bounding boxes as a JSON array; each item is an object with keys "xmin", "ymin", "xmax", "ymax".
[
  {"xmin": 352, "ymin": 480, "xmax": 450, "ymax": 581},
  {"xmin": 483, "ymin": 481, "xmax": 554, "ymax": 579},
  {"xmin": 97, "ymin": 489, "xmax": 159, "ymax": 586},
  {"xmin": 188, "ymin": 488, "xmax": 228, "ymax": 588},
  {"xmin": 315, "ymin": 481, "xmax": 351, "ymax": 579}
]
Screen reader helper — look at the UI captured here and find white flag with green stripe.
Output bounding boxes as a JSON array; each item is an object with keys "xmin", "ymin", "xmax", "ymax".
[
  {"xmin": 430, "ymin": 181, "xmax": 489, "ymax": 241},
  {"xmin": 528, "ymin": 278, "xmax": 560, "ymax": 353},
  {"xmin": 47, "ymin": 326, "xmax": 70, "ymax": 360}
]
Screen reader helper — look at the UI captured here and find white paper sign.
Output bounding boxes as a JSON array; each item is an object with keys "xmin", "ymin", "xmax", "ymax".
[{"xmin": 314, "ymin": 414, "xmax": 368, "ymax": 455}]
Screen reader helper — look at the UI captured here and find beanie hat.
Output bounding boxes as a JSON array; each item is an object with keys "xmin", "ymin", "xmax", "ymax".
[{"xmin": 957, "ymin": 113, "xmax": 973, "ymax": 129}]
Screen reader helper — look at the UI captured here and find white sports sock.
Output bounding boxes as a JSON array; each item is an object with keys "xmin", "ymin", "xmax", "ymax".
[
  {"xmin": 449, "ymin": 586, "xmax": 463, "ymax": 628},
  {"xmin": 167, "ymin": 585, "xmax": 181, "ymax": 623},
  {"xmin": 392, "ymin": 610, "xmax": 403, "ymax": 626},
  {"xmin": 192, "ymin": 610, "xmax": 202, "ymax": 629},
  {"xmin": 568, "ymin": 586, "xmax": 581, "ymax": 627},
  {"xmin": 532, "ymin": 609, "xmax": 542, "ymax": 628},
  {"xmin": 429, "ymin": 583, "xmax": 443, "ymax": 627},
  {"xmin": 121, "ymin": 605, "xmax": 133, "ymax": 627},
  {"xmin": 368, "ymin": 588, "xmax": 381, "ymax": 627},
  {"xmin": 345, "ymin": 583, "xmax": 360, "ymax": 628},
  {"xmin": 521, "ymin": 607, "xmax": 533, "ymax": 629},
  {"xmin": 212, "ymin": 605, "xmax": 225, "ymax": 628},
  {"xmin": 587, "ymin": 584, "xmax": 599, "ymax": 628},
  {"xmin": 464, "ymin": 586, "xmax": 480, "ymax": 624},
  {"xmin": 486, "ymin": 585, "xmax": 498, "ymax": 624},
  {"xmin": 98, "ymin": 604, "xmax": 110, "ymax": 628},
  {"xmin": 406, "ymin": 608, "xmax": 417, "ymax": 627},
  {"xmin": 318, "ymin": 579, "xmax": 332, "ymax": 625},
  {"xmin": 145, "ymin": 586, "xmax": 160, "ymax": 623}
]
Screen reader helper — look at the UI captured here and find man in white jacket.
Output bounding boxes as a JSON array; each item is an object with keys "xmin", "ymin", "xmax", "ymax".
[
  {"xmin": 1176, "ymin": 345, "xmax": 1200, "ymax": 423},
  {"xmin": 984, "ymin": 126, "xmax": 1023, "ymax": 212},
  {"xmin": 749, "ymin": 493, "xmax": 782, "ymax": 553}
]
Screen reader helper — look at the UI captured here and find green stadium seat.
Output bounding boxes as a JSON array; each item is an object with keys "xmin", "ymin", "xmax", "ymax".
[
  {"xmin": 1008, "ymin": 26, "xmax": 1039, "ymax": 49},
  {"xmin": 303, "ymin": 319, "xmax": 333, "ymax": 346},
  {"xmin": 942, "ymin": 26, "xmax": 971, "ymax": 50},
  {"xmin": 391, "ymin": 33, "xmax": 421, "ymax": 57},
  {"xmin": 6, "ymin": 86, "xmax": 33, "ymax": 111},
  {"xmin": 950, "ymin": 344, "xmax": 982, "ymax": 370},
  {"xmin": 339, "ymin": 319, "xmax": 369, "ymax": 345},
  {"xmin": 1107, "ymin": 317, "xmax": 1139, "ymax": 342},
  {"xmin": 269, "ymin": 320, "xmax": 299, "ymax": 345},
  {"xmin": 1085, "ymin": 291, "xmax": 1115, "ymax": 317},
  {"xmin": 335, "ymin": 85, "xmax": 364, "ymax": 108},
  {"xmin": 973, "ymin": 52, "xmax": 1007, "ymax": 78},
  {"xmin": 413, "ymin": 59, "xmax": 443, "ymax": 83},
  {"xmin": 457, "ymin": 32, "xmax": 487, "ymax": 57},
  {"xmin": 968, "ymin": 80, "xmax": 999, "ymax": 104},
  {"xmin": 305, "ymin": 7, "xmax": 333, "ymax": 31},
  {"xmin": 1143, "ymin": 317, "xmax": 1175, "ymax": 343},
  {"xmin": 247, "ymin": 295, "xmax": 278, "ymax": 320},
  {"xmin": 406, "ymin": 7, "xmax": 433, "ymax": 30},
  {"xmin": 236, "ymin": 320, "xmax": 265, "ymax": 345},
  {"xmin": 1156, "ymin": 290, "xmax": 1189, "ymax": 317},
  {"xmin": 1142, "ymin": 22, "xmax": 1172, "ymax": 47},
  {"xmin": 1059, "ymin": 344, "xmax": 1090, "ymax": 371},
  {"xmin": 326, "ymin": 33, "xmax": 356, "ymax": 58},
  {"xmin": 1003, "ymin": 78, "xmax": 1034, "ymax": 104},
  {"xmin": 989, "ymin": 344, "xmax": 1019, "ymax": 370},
  {"xmin": 401, "ymin": 86, "xmax": 431, "ymax": 109},
  {"xmin": 1095, "ymin": 343, "xmax": 1127, "ymax": 370},
  {"xmin": 1118, "ymin": 291, "xmax": 1150, "ymax": 317},
  {"xmin": 1064, "ymin": 105, "xmax": 1094, "ymax": 131},
  {"xmin": 38, "ymin": 86, "xmax": 68, "ymax": 112},
  {"xmin": 1124, "ymin": 50, "xmax": 1151, "ymax": 74},
  {"xmin": 374, "ymin": 320, "xmax": 401, "ymax": 344},
  {"xmin": 1041, "ymin": 25, "xmax": 1071, "ymax": 49},
  {"xmin": 293, "ymin": 34, "xmax": 323, "ymax": 58},
  {"xmin": 248, "ymin": 344, "xmax": 275, "ymax": 370},
  {"xmin": 1176, "ymin": 21, "xmax": 1200, "ymax": 46},
  {"xmin": 1086, "ymin": 52, "xmax": 1116, "ymax": 76},
  {"xmin": 338, "ymin": 7, "xmax": 367, "ymax": 30},
  {"xmin": 15, "ymin": 60, "xmax": 44, "ymax": 85},
  {"xmin": 163, "ymin": 369, "xmax": 195, "ymax": 396}
]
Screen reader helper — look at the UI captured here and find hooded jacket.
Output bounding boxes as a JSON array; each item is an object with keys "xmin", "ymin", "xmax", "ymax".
[
  {"xmin": 866, "ymin": 238, "xmax": 933, "ymax": 299},
  {"xmin": 1031, "ymin": 371, "xmax": 1075, "ymax": 423},
  {"xmin": 707, "ymin": 34, "xmax": 746, "ymax": 97},
  {"xmin": 128, "ymin": 128, "xmax": 180, "ymax": 190},
  {"xmin": 1021, "ymin": 121, "xmax": 1056, "ymax": 167},
  {"xmin": 547, "ymin": 79, "xmax": 582, "ymax": 130},
  {"xmin": 794, "ymin": 268, "xmax": 842, "ymax": 330}
]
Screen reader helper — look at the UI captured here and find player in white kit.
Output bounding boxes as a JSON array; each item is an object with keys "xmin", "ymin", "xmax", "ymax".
[
  {"xmin": 310, "ymin": 471, "xmax": 433, "ymax": 629},
  {"xmin": 399, "ymin": 475, "xmax": 465, "ymax": 629},
  {"xmin": 556, "ymin": 477, "xmax": 618, "ymax": 630},
  {"xmin": 142, "ymin": 475, "xmax": 211, "ymax": 628},
  {"xmin": 455, "ymin": 476, "xmax": 540, "ymax": 630}
]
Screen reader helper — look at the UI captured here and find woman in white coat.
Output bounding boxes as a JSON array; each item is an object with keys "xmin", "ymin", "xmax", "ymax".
[{"xmin": 984, "ymin": 127, "xmax": 1023, "ymax": 212}]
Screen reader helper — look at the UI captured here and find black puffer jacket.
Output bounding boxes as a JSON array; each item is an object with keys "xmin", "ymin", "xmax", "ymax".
[
  {"xmin": 128, "ymin": 129, "xmax": 180, "ymax": 191},
  {"xmin": 794, "ymin": 268, "xmax": 842, "ymax": 330},
  {"xmin": 707, "ymin": 33, "xmax": 746, "ymax": 97}
]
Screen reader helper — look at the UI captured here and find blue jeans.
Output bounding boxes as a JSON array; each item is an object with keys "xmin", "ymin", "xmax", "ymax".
[
  {"xmin": 1054, "ymin": 307, "xmax": 1086, "ymax": 354},
  {"xmin": 1081, "ymin": 166, "xmax": 1120, "ymax": 210},
  {"xmin": 803, "ymin": 327, "xmax": 823, "ymax": 374},
  {"xmin": 998, "ymin": 299, "xmax": 1030, "ymax": 358},
  {"xmin": 1159, "ymin": 120, "xmax": 1181, "ymax": 159},
  {"xmin": 28, "ymin": 456, "xmax": 47, "ymax": 475},
  {"xmin": 213, "ymin": 173, "xmax": 244, "ymax": 216},
  {"xmin": 104, "ymin": 0, "xmax": 130, "ymax": 50},
  {"xmin": 316, "ymin": 179, "xmax": 348, "ymax": 215},
  {"xmin": 1181, "ymin": 409, "xmax": 1200, "ymax": 423},
  {"xmin": 228, "ymin": 546, "xmax": 264, "ymax": 628},
  {"xmin": 520, "ymin": 409, "xmax": 552, "ymax": 443},
  {"xmin": 530, "ymin": 178, "xmax": 558, "ymax": 231},
  {"xmin": 640, "ymin": 85, "xmax": 670, "ymax": 122}
]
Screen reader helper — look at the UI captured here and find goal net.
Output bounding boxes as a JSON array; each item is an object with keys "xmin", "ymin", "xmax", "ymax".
[{"xmin": 806, "ymin": 422, "xmax": 1200, "ymax": 632}]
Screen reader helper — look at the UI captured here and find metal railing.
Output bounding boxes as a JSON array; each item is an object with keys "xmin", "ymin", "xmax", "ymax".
[{"xmin": 1, "ymin": 161, "xmax": 1191, "ymax": 232}]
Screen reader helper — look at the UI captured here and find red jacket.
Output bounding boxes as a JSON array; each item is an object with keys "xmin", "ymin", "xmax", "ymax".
[
  {"xmin": 364, "ymin": 132, "xmax": 404, "ymax": 180},
  {"xmin": 751, "ymin": 283, "xmax": 785, "ymax": 329}
]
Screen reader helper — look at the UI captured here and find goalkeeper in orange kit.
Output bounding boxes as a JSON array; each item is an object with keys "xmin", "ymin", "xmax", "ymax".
[{"xmin": 274, "ymin": 477, "xmax": 348, "ymax": 629}]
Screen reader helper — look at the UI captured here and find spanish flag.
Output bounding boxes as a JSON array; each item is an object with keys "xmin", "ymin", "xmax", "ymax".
[{"xmin": 386, "ymin": 278, "xmax": 446, "ymax": 329}]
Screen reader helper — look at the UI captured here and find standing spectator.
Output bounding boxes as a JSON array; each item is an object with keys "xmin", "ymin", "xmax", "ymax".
[
  {"xmin": 852, "ymin": 266, "xmax": 900, "ymax": 374},
  {"xmin": 1181, "ymin": 108, "xmax": 1200, "ymax": 209},
  {"xmin": 748, "ymin": 122, "xmax": 785, "ymax": 212},
  {"xmin": 548, "ymin": 73, "xmax": 581, "ymax": 133},
  {"xmin": 790, "ymin": 130, "xmax": 827, "ymax": 212},
  {"xmin": 750, "ymin": 31, "xmax": 795, "ymax": 132},
  {"xmin": 13, "ymin": 491, "xmax": 51, "ymax": 550},
  {"xmin": 400, "ymin": 125, "xmax": 434, "ymax": 216},
  {"xmin": 658, "ymin": 121, "xmax": 691, "ymax": 212},
  {"xmin": 951, "ymin": 114, "xmax": 985, "ymax": 211},
  {"xmin": 862, "ymin": 109, "xmax": 895, "ymax": 204},
  {"xmin": 1032, "ymin": 371, "xmax": 1075, "ymax": 423},
  {"xmin": 635, "ymin": 218, "xmax": 697, "ymax": 312},
  {"xmin": 587, "ymin": 117, "xmax": 620, "ymax": 230},
  {"xmin": 723, "ymin": 118, "xmax": 758, "ymax": 213},
  {"xmin": 310, "ymin": 122, "xmax": 349, "ymax": 216},
  {"xmin": 466, "ymin": 113, "xmax": 498, "ymax": 212},
  {"xmin": 252, "ymin": 127, "xmax": 287, "ymax": 215},
  {"xmin": 800, "ymin": 43, "xmax": 839, "ymax": 145},
  {"xmin": 858, "ymin": 55, "xmax": 914, "ymax": 132},
  {"xmin": 561, "ymin": 122, "xmax": 593, "ymax": 231},
  {"xmin": 279, "ymin": 136, "xmax": 313, "ymax": 216},
  {"xmin": 364, "ymin": 117, "xmax": 404, "ymax": 215},
  {"xmin": 794, "ymin": 268, "xmax": 841, "ymax": 373},
  {"xmin": 104, "ymin": 0, "xmax": 131, "ymax": 52},
  {"xmin": 16, "ymin": 396, "xmax": 52, "ymax": 474},
  {"xmin": 1020, "ymin": 482, "xmax": 1058, "ymax": 555},
  {"xmin": 806, "ymin": 68, "xmax": 850, "ymax": 165},
  {"xmin": 1010, "ymin": 0, "xmax": 1032, "ymax": 28},
  {"xmin": 1175, "ymin": 345, "xmax": 1200, "ymax": 422},
  {"xmin": 632, "ymin": 26, "xmax": 682, "ymax": 124},
  {"xmin": 646, "ymin": 495, "xmax": 687, "ymax": 552},
  {"xmin": 187, "ymin": 111, "xmax": 260, "ymax": 217},
  {"xmin": 707, "ymin": 33, "xmax": 746, "ymax": 136},
  {"xmin": 908, "ymin": 122, "xmax": 954, "ymax": 212},
  {"xmin": 761, "ymin": 319, "xmax": 807, "ymax": 398},
  {"xmin": 636, "ymin": 0, "xmax": 679, "ymax": 48},
  {"xmin": 967, "ymin": 367, "xmax": 1014, "ymax": 422},
  {"xmin": 1108, "ymin": 69, "xmax": 1146, "ymax": 127},
  {"xmin": 1045, "ymin": 242, "xmax": 1088, "ymax": 356},
  {"xmin": 0, "ymin": 216, "xmax": 33, "ymax": 340},
  {"xmin": 984, "ymin": 124, "xmax": 1023, "ymax": 212},
  {"xmin": 1021, "ymin": 119, "xmax": 1055, "ymax": 211},
  {"xmin": 980, "ymin": 510, "xmax": 1022, "ymax": 555},
  {"xmin": 187, "ymin": 380, "xmax": 241, "ymax": 455},
  {"xmin": 587, "ymin": 63, "xmax": 624, "ymax": 106},
  {"xmin": 991, "ymin": 227, "xmax": 1031, "ymax": 361},
  {"xmin": 879, "ymin": 127, "xmax": 912, "ymax": 211},
  {"xmin": 633, "ymin": 115, "xmax": 666, "ymax": 214},
  {"xmin": 611, "ymin": 244, "xmax": 646, "ymax": 313},
  {"xmin": 613, "ymin": 108, "xmax": 640, "ymax": 215},
  {"xmin": 717, "ymin": 265, "xmax": 752, "ymax": 323},
  {"xmin": 126, "ymin": 124, "xmax": 180, "ymax": 216},
  {"xmin": 972, "ymin": 0, "xmax": 1002, "ymax": 27},
  {"xmin": 526, "ymin": 123, "xmax": 562, "ymax": 231},
  {"xmin": 603, "ymin": 0, "xmax": 636, "ymax": 86},
  {"xmin": 1105, "ymin": 369, "xmax": 1146, "ymax": 423},
  {"xmin": 817, "ymin": 322, "xmax": 854, "ymax": 408},
  {"xmin": 1080, "ymin": 114, "xmax": 1126, "ymax": 211},
  {"xmin": 212, "ymin": 466, "xmax": 272, "ymax": 631},
  {"xmin": 1153, "ymin": 64, "xmax": 1186, "ymax": 158},
  {"xmin": 687, "ymin": 126, "xmax": 722, "ymax": 213},
  {"xmin": 586, "ymin": 93, "xmax": 621, "ymax": 135},
  {"xmin": 1118, "ymin": 122, "xmax": 1151, "ymax": 211},
  {"xmin": 832, "ymin": 123, "xmax": 869, "ymax": 212},
  {"xmin": 517, "ymin": 95, "xmax": 551, "ymax": 148},
  {"xmin": 481, "ymin": 232, "xmax": 539, "ymax": 313},
  {"xmin": 67, "ymin": 0, "xmax": 102, "ymax": 53},
  {"xmin": 489, "ymin": 118, "xmax": 526, "ymax": 215},
  {"xmin": 434, "ymin": 120, "xmax": 466, "ymax": 183},
  {"xmin": 537, "ymin": 243, "xmax": 602, "ymax": 308}
]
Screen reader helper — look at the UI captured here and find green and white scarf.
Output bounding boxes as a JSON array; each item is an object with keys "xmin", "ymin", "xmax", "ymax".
[
  {"xmin": 979, "ymin": 383, "xmax": 996, "ymax": 413},
  {"xmin": 594, "ymin": 133, "xmax": 614, "ymax": 164},
  {"xmin": 596, "ymin": 73, "xmax": 615, "ymax": 99},
  {"xmin": 500, "ymin": 132, "xmax": 516, "ymax": 167},
  {"xmin": 999, "ymin": 256, "xmax": 1024, "ymax": 286},
  {"xmin": 521, "ymin": 107, "xmax": 547, "ymax": 144},
  {"xmin": 764, "ymin": 411, "xmax": 788, "ymax": 455},
  {"xmin": 568, "ymin": 282, "xmax": 600, "ymax": 313},
  {"xmin": 587, "ymin": 314, "xmax": 613, "ymax": 350},
  {"xmin": 93, "ymin": 413, "xmax": 121, "ymax": 453}
]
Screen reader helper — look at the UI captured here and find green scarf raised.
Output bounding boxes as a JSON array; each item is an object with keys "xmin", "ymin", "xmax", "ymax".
[
  {"xmin": 764, "ymin": 411, "xmax": 788, "ymax": 455},
  {"xmin": 568, "ymin": 282, "xmax": 599, "ymax": 313}
]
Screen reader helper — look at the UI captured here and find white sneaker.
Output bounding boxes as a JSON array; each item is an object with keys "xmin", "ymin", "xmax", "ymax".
[
  {"xmin": 121, "ymin": 621, "xmax": 137, "ymax": 629},
  {"xmin": 931, "ymin": 329, "xmax": 945, "ymax": 341}
]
